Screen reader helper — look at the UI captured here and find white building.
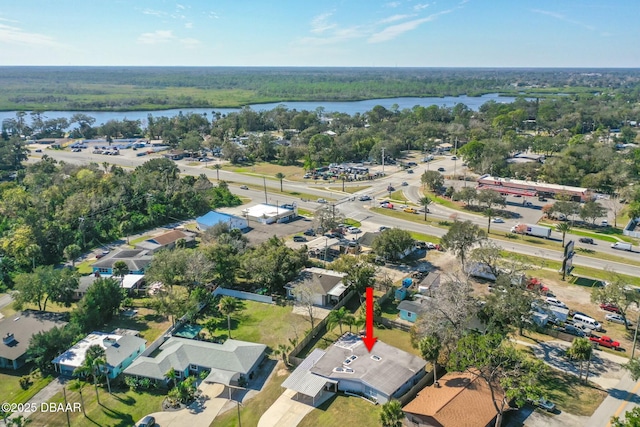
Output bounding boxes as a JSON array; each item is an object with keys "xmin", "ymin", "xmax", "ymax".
[{"xmin": 242, "ymin": 203, "xmax": 296, "ymax": 224}]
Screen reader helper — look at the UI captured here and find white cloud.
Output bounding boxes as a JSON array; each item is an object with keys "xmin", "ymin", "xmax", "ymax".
[
  {"xmin": 310, "ymin": 12, "xmax": 336, "ymax": 34},
  {"xmin": 379, "ymin": 14, "xmax": 414, "ymax": 24},
  {"xmin": 0, "ymin": 16, "xmax": 19, "ymax": 23},
  {"xmin": 368, "ymin": 9, "xmax": 454, "ymax": 43},
  {"xmin": 180, "ymin": 38, "xmax": 200, "ymax": 48},
  {"xmin": 414, "ymin": 3, "xmax": 430, "ymax": 11},
  {"xmin": 141, "ymin": 8, "xmax": 167, "ymax": 17},
  {"xmin": 0, "ymin": 23, "xmax": 65, "ymax": 48},
  {"xmin": 176, "ymin": 4, "xmax": 186, "ymax": 10},
  {"xmin": 531, "ymin": 9, "xmax": 596, "ymax": 31},
  {"xmin": 386, "ymin": 1, "xmax": 401, "ymax": 8},
  {"xmin": 137, "ymin": 30, "xmax": 175, "ymax": 45},
  {"xmin": 206, "ymin": 11, "xmax": 219, "ymax": 19},
  {"xmin": 297, "ymin": 26, "xmax": 365, "ymax": 46},
  {"xmin": 185, "ymin": 22, "xmax": 193, "ymax": 29}
]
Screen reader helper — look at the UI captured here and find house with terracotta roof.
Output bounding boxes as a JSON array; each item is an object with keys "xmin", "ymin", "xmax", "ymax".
[
  {"xmin": 403, "ymin": 370, "xmax": 504, "ymax": 427},
  {"xmin": 135, "ymin": 229, "xmax": 195, "ymax": 253}
]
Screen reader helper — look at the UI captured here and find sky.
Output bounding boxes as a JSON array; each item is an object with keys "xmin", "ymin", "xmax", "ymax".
[{"xmin": 0, "ymin": 0, "xmax": 638, "ymax": 67}]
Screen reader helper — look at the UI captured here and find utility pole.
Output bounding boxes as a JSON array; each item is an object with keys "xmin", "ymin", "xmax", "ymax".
[
  {"xmin": 632, "ymin": 312, "xmax": 640, "ymax": 359},
  {"xmin": 381, "ymin": 147, "xmax": 385, "ymax": 174},
  {"xmin": 453, "ymin": 137, "xmax": 458, "ymax": 179},
  {"xmin": 263, "ymin": 176, "xmax": 268, "ymax": 204}
]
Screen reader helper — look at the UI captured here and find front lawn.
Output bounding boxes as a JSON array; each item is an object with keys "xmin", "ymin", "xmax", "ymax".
[
  {"xmin": 298, "ymin": 393, "xmax": 381, "ymax": 427},
  {"xmin": 537, "ymin": 368, "xmax": 607, "ymax": 416},
  {"xmin": 0, "ymin": 368, "xmax": 54, "ymax": 407},
  {"xmin": 27, "ymin": 386, "xmax": 165, "ymax": 427}
]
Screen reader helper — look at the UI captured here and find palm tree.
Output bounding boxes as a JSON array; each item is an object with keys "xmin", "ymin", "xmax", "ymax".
[
  {"xmin": 556, "ymin": 222, "xmax": 572, "ymax": 248},
  {"xmin": 327, "ymin": 306, "xmax": 349, "ymax": 335},
  {"xmin": 112, "ymin": 260, "xmax": 129, "ymax": 283},
  {"xmin": 274, "ymin": 343, "xmax": 292, "ymax": 365},
  {"xmin": 380, "ymin": 400, "xmax": 404, "ymax": 427},
  {"xmin": 93, "ymin": 356, "xmax": 111, "ymax": 394},
  {"xmin": 166, "ymin": 367, "xmax": 178, "ymax": 389},
  {"xmin": 567, "ymin": 337, "xmax": 593, "ymax": 383},
  {"xmin": 344, "ymin": 314, "xmax": 356, "ymax": 333},
  {"xmin": 419, "ymin": 196, "xmax": 432, "ymax": 221},
  {"xmin": 68, "ymin": 379, "xmax": 87, "ymax": 417},
  {"xmin": 418, "ymin": 336, "xmax": 441, "ymax": 386},
  {"xmin": 213, "ymin": 163, "xmax": 221, "ymax": 181},
  {"xmin": 218, "ymin": 296, "xmax": 238, "ymax": 338},
  {"xmin": 484, "ymin": 207, "xmax": 495, "ymax": 234},
  {"xmin": 275, "ymin": 172, "xmax": 286, "ymax": 192}
]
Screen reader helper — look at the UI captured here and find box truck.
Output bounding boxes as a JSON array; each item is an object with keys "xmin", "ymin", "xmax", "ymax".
[
  {"xmin": 511, "ymin": 224, "xmax": 552, "ymax": 239},
  {"xmin": 611, "ymin": 242, "xmax": 633, "ymax": 251}
]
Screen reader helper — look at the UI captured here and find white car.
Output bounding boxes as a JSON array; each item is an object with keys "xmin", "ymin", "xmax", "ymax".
[
  {"xmin": 606, "ymin": 313, "xmax": 632, "ymax": 325},
  {"xmin": 491, "ymin": 217, "xmax": 505, "ymax": 223},
  {"xmin": 545, "ymin": 297, "xmax": 567, "ymax": 309},
  {"xmin": 317, "ymin": 198, "xmax": 328, "ymax": 204},
  {"xmin": 349, "ymin": 228, "xmax": 361, "ymax": 234}
]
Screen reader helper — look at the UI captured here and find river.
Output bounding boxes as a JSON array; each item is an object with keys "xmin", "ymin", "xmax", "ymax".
[{"xmin": 0, "ymin": 93, "xmax": 521, "ymax": 126}]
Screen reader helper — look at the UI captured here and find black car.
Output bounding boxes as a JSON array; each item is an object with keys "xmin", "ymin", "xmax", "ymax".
[
  {"xmin": 293, "ymin": 235, "xmax": 307, "ymax": 242},
  {"xmin": 437, "ymin": 167, "xmax": 445, "ymax": 172},
  {"xmin": 579, "ymin": 237, "xmax": 594, "ymax": 244},
  {"xmin": 303, "ymin": 229, "xmax": 316, "ymax": 236}
]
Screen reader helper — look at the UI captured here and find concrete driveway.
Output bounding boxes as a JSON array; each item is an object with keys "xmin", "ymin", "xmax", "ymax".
[
  {"xmin": 148, "ymin": 383, "xmax": 227, "ymax": 427},
  {"xmin": 258, "ymin": 389, "xmax": 329, "ymax": 427}
]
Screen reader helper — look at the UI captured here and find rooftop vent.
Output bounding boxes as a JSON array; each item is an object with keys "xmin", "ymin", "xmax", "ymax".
[
  {"xmin": 3, "ymin": 333, "xmax": 16, "ymax": 345},
  {"xmin": 343, "ymin": 355, "xmax": 358, "ymax": 365},
  {"xmin": 333, "ymin": 367, "xmax": 355, "ymax": 374}
]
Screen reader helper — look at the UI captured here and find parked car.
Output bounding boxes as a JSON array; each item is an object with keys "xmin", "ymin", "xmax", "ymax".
[
  {"xmin": 303, "ymin": 229, "xmax": 316, "ymax": 236},
  {"xmin": 72, "ymin": 148, "xmax": 81, "ymax": 152},
  {"xmin": 437, "ymin": 167, "xmax": 445, "ymax": 172},
  {"xmin": 589, "ymin": 335, "xmax": 620, "ymax": 349},
  {"xmin": 491, "ymin": 217, "xmax": 505, "ymax": 223},
  {"xmin": 293, "ymin": 235, "xmax": 307, "ymax": 242},
  {"xmin": 528, "ymin": 398, "xmax": 556, "ymax": 412},
  {"xmin": 545, "ymin": 297, "xmax": 567, "ymax": 308},
  {"xmin": 600, "ymin": 303, "xmax": 621, "ymax": 313},
  {"xmin": 137, "ymin": 415, "xmax": 156, "ymax": 427},
  {"xmin": 317, "ymin": 198, "xmax": 328, "ymax": 204},
  {"xmin": 348, "ymin": 227, "xmax": 361, "ymax": 234},
  {"xmin": 451, "ymin": 155, "xmax": 458, "ymax": 160},
  {"xmin": 561, "ymin": 324, "xmax": 586, "ymax": 338},
  {"xmin": 601, "ymin": 220, "xmax": 609, "ymax": 227},
  {"xmin": 358, "ymin": 195, "xmax": 371, "ymax": 201},
  {"xmin": 524, "ymin": 201, "xmax": 533, "ymax": 207},
  {"xmin": 35, "ymin": 149, "xmax": 42, "ymax": 153},
  {"xmin": 379, "ymin": 226, "xmax": 390, "ymax": 232},
  {"xmin": 606, "ymin": 313, "xmax": 632, "ymax": 325},
  {"xmin": 407, "ymin": 169, "xmax": 414, "ymax": 174},
  {"xmin": 579, "ymin": 237, "xmax": 594, "ymax": 244},
  {"xmin": 240, "ymin": 185, "xmax": 249, "ymax": 190},
  {"xmin": 401, "ymin": 181, "xmax": 408, "ymax": 186}
]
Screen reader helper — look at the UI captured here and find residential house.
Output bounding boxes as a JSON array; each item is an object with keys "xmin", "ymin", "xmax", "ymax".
[
  {"xmin": 53, "ymin": 331, "xmax": 146, "ymax": 379},
  {"xmin": 398, "ymin": 299, "xmax": 429, "ymax": 323},
  {"xmin": 75, "ymin": 273, "xmax": 145, "ymax": 300},
  {"xmin": 92, "ymin": 249, "xmax": 153, "ymax": 275},
  {"xmin": 135, "ymin": 229, "xmax": 195, "ymax": 253},
  {"xmin": 282, "ymin": 333, "xmax": 426, "ymax": 404},
  {"xmin": 196, "ymin": 210, "xmax": 248, "ymax": 231},
  {"xmin": 417, "ymin": 272, "xmax": 440, "ymax": 295},
  {"xmin": 403, "ymin": 370, "xmax": 504, "ymax": 427},
  {"xmin": 285, "ymin": 267, "xmax": 349, "ymax": 307},
  {"xmin": 0, "ymin": 311, "xmax": 67, "ymax": 370},
  {"xmin": 124, "ymin": 337, "xmax": 266, "ymax": 387}
]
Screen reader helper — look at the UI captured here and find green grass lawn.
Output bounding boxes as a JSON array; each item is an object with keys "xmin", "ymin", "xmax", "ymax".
[
  {"xmin": 408, "ymin": 231, "xmax": 442, "ymax": 244},
  {"xmin": 388, "ymin": 190, "xmax": 410, "ymax": 203},
  {"xmin": 128, "ymin": 235, "xmax": 152, "ymax": 246},
  {"xmin": 343, "ymin": 218, "xmax": 362, "ymax": 227},
  {"xmin": 75, "ymin": 259, "xmax": 93, "ymax": 275},
  {"xmin": 298, "ymin": 393, "xmax": 381, "ymax": 427},
  {"xmin": 538, "ymin": 221, "xmax": 636, "ymax": 244},
  {"xmin": 210, "ymin": 300, "xmax": 310, "ymax": 350},
  {"xmin": 210, "ymin": 363, "xmax": 289, "ymax": 427},
  {"xmin": 328, "ymin": 185, "xmax": 372, "ymax": 194},
  {"xmin": 28, "ymin": 385, "xmax": 165, "ymax": 427},
  {"xmin": 0, "ymin": 368, "xmax": 53, "ymax": 408},
  {"xmin": 537, "ymin": 369, "xmax": 607, "ymax": 416},
  {"xmin": 371, "ymin": 207, "xmax": 442, "ymax": 228},
  {"xmin": 231, "ymin": 182, "xmax": 335, "ymax": 203},
  {"xmin": 102, "ymin": 307, "xmax": 172, "ymax": 343},
  {"xmin": 374, "ymin": 327, "xmax": 420, "ymax": 356},
  {"xmin": 297, "ymin": 208, "xmax": 314, "ymax": 217}
]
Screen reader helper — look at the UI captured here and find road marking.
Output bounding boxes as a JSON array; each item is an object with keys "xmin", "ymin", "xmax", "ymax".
[{"xmin": 607, "ymin": 379, "xmax": 640, "ymax": 427}]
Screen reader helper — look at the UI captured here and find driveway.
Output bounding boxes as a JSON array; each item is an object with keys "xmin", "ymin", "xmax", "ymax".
[
  {"xmin": 258, "ymin": 389, "xmax": 332, "ymax": 427},
  {"xmin": 148, "ymin": 382, "xmax": 227, "ymax": 427}
]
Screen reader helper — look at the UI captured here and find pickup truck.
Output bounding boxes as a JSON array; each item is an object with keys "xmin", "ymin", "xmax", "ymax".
[{"xmin": 589, "ymin": 335, "xmax": 620, "ymax": 349}]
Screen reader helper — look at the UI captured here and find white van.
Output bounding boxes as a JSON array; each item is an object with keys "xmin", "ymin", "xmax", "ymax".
[
  {"xmin": 611, "ymin": 242, "xmax": 632, "ymax": 251},
  {"xmin": 572, "ymin": 313, "xmax": 602, "ymax": 331}
]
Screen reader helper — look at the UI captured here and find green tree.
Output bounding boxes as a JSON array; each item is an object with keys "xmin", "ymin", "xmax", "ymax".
[
  {"xmin": 556, "ymin": 222, "xmax": 572, "ymax": 248},
  {"xmin": 476, "ymin": 189, "xmax": 506, "ymax": 211},
  {"xmin": 27, "ymin": 323, "xmax": 81, "ymax": 372},
  {"xmin": 371, "ymin": 228, "xmax": 414, "ymax": 262},
  {"xmin": 242, "ymin": 237, "xmax": 308, "ymax": 294},
  {"xmin": 440, "ymin": 220, "xmax": 486, "ymax": 269},
  {"xmin": 483, "ymin": 208, "xmax": 495, "ymax": 234},
  {"xmin": 580, "ymin": 200, "xmax": 607, "ymax": 225},
  {"xmin": 63, "ymin": 244, "xmax": 82, "ymax": 268},
  {"xmin": 419, "ymin": 196, "xmax": 432, "ymax": 221},
  {"xmin": 314, "ymin": 205, "xmax": 344, "ymax": 232},
  {"xmin": 567, "ymin": 337, "xmax": 593, "ymax": 383},
  {"xmin": 448, "ymin": 334, "xmax": 546, "ymax": 427},
  {"xmin": 145, "ymin": 248, "xmax": 188, "ymax": 290},
  {"xmin": 71, "ymin": 278, "xmax": 124, "ymax": 332},
  {"xmin": 454, "ymin": 187, "xmax": 477, "ymax": 206},
  {"xmin": 112, "ymin": 260, "xmax": 129, "ymax": 282},
  {"xmin": 274, "ymin": 343, "xmax": 292, "ymax": 366},
  {"xmin": 275, "ymin": 172, "xmax": 285, "ymax": 192},
  {"xmin": 421, "ymin": 170, "xmax": 444, "ymax": 191},
  {"xmin": 380, "ymin": 400, "xmax": 404, "ymax": 427},
  {"xmin": 218, "ymin": 296, "xmax": 239, "ymax": 338},
  {"xmin": 344, "ymin": 261, "xmax": 376, "ymax": 303},
  {"xmin": 68, "ymin": 378, "xmax": 87, "ymax": 417},
  {"xmin": 591, "ymin": 274, "xmax": 639, "ymax": 330},
  {"xmin": 418, "ymin": 336, "xmax": 441, "ymax": 385},
  {"xmin": 12, "ymin": 266, "xmax": 78, "ymax": 311},
  {"xmin": 213, "ymin": 163, "xmax": 222, "ymax": 181},
  {"xmin": 612, "ymin": 406, "xmax": 640, "ymax": 427},
  {"xmin": 75, "ymin": 344, "xmax": 107, "ymax": 404},
  {"xmin": 327, "ymin": 307, "xmax": 350, "ymax": 335},
  {"xmin": 166, "ymin": 367, "xmax": 178, "ymax": 390}
]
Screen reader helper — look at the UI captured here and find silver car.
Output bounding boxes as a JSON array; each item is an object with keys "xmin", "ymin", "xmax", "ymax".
[{"xmin": 606, "ymin": 313, "xmax": 632, "ymax": 326}]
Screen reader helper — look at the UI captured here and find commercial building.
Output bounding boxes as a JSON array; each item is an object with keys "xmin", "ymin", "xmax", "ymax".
[
  {"xmin": 196, "ymin": 210, "xmax": 248, "ymax": 231},
  {"xmin": 476, "ymin": 174, "xmax": 591, "ymax": 202},
  {"xmin": 242, "ymin": 203, "xmax": 296, "ymax": 224}
]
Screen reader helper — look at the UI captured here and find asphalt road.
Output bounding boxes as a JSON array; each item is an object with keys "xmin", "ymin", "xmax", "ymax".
[{"xmin": 32, "ymin": 149, "xmax": 640, "ymax": 276}]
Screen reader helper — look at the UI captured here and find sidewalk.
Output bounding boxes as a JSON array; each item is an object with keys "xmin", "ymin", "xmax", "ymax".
[{"xmin": 6, "ymin": 376, "xmax": 68, "ymax": 423}]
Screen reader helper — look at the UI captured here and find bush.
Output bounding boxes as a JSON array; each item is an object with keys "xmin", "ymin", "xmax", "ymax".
[{"xmin": 19, "ymin": 376, "xmax": 32, "ymax": 390}]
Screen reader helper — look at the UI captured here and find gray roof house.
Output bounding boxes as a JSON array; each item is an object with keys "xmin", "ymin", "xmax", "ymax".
[
  {"xmin": 52, "ymin": 331, "xmax": 146, "ymax": 379},
  {"xmin": 282, "ymin": 333, "xmax": 426, "ymax": 404},
  {"xmin": 92, "ymin": 249, "xmax": 153, "ymax": 275},
  {"xmin": 0, "ymin": 310, "xmax": 68, "ymax": 370},
  {"xmin": 124, "ymin": 337, "xmax": 266, "ymax": 387},
  {"xmin": 398, "ymin": 299, "xmax": 430, "ymax": 323},
  {"xmin": 285, "ymin": 267, "xmax": 349, "ymax": 307}
]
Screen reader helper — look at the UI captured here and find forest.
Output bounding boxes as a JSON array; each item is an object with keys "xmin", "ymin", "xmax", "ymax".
[{"xmin": 2, "ymin": 67, "xmax": 640, "ymax": 111}]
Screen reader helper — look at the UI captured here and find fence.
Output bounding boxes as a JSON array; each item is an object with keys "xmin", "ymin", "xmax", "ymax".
[
  {"xmin": 398, "ymin": 368, "xmax": 436, "ymax": 406},
  {"xmin": 376, "ymin": 316, "xmax": 412, "ymax": 332},
  {"xmin": 624, "ymin": 218, "xmax": 640, "ymax": 238},
  {"xmin": 213, "ymin": 287, "xmax": 274, "ymax": 304}
]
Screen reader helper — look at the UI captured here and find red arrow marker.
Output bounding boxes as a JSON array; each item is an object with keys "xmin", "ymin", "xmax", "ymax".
[{"xmin": 362, "ymin": 287, "xmax": 378, "ymax": 352}]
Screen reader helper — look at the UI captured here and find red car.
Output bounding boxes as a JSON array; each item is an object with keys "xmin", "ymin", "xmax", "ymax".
[{"xmin": 600, "ymin": 303, "xmax": 621, "ymax": 313}]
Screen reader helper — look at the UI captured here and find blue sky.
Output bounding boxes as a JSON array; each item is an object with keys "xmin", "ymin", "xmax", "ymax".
[{"xmin": 0, "ymin": 0, "xmax": 637, "ymax": 67}]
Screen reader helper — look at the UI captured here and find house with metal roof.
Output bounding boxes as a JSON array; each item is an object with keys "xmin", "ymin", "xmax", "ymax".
[
  {"xmin": 285, "ymin": 267, "xmax": 349, "ymax": 307},
  {"xmin": 282, "ymin": 333, "xmax": 426, "ymax": 404},
  {"xmin": 92, "ymin": 249, "xmax": 153, "ymax": 275},
  {"xmin": 397, "ymin": 299, "xmax": 430, "ymax": 323},
  {"xmin": 0, "ymin": 310, "xmax": 68, "ymax": 370},
  {"xmin": 135, "ymin": 229, "xmax": 195, "ymax": 253},
  {"xmin": 403, "ymin": 370, "xmax": 504, "ymax": 427},
  {"xmin": 53, "ymin": 331, "xmax": 146, "ymax": 379},
  {"xmin": 196, "ymin": 210, "xmax": 248, "ymax": 231},
  {"xmin": 123, "ymin": 337, "xmax": 266, "ymax": 387}
]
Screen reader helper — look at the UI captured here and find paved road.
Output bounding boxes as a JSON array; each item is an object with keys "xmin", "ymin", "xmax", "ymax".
[
  {"xmin": 0, "ymin": 294, "xmax": 13, "ymax": 312},
  {"xmin": 585, "ymin": 371, "xmax": 640, "ymax": 427}
]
